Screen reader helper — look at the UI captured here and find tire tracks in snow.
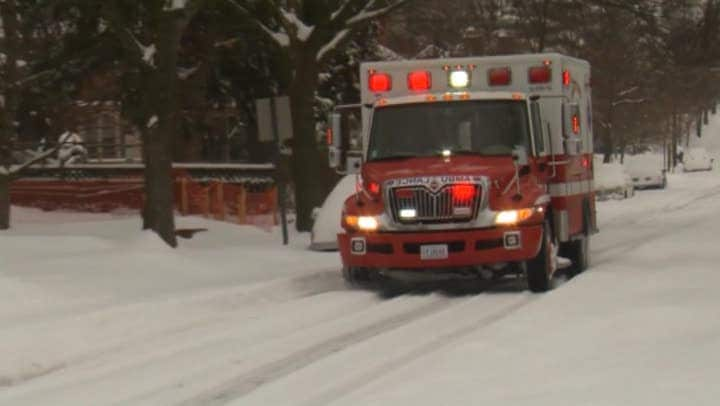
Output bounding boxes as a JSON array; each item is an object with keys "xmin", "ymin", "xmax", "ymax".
[
  {"xmin": 299, "ymin": 296, "xmax": 535, "ymax": 406},
  {"xmin": 591, "ymin": 182, "xmax": 720, "ymax": 268},
  {"xmin": 0, "ymin": 269, "xmax": 346, "ymax": 390},
  {"xmin": 176, "ymin": 296, "xmax": 459, "ymax": 406}
]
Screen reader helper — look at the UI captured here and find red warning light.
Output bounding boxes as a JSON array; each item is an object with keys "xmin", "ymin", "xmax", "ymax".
[
  {"xmin": 369, "ymin": 72, "xmax": 392, "ymax": 92},
  {"xmin": 451, "ymin": 184, "xmax": 476, "ymax": 204},
  {"xmin": 572, "ymin": 115, "xmax": 580, "ymax": 134},
  {"xmin": 488, "ymin": 67, "xmax": 511, "ymax": 86},
  {"xmin": 582, "ymin": 156, "xmax": 591, "ymax": 169},
  {"xmin": 407, "ymin": 70, "xmax": 432, "ymax": 91},
  {"xmin": 563, "ymin": 69, "xmax": 571, "ymax": 86},
  {"xmin": 529, "ymin": 66, "xmax": 552, "ymax": 84},
  {"xmin": 367, "ymin": 181, "xmax": 381, "ymax": 196}
]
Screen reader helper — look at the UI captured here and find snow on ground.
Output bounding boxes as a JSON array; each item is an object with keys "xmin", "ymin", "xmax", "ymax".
[{"xmin": 1, "ymin": 166, "xmax": 720, "ymax": 405}]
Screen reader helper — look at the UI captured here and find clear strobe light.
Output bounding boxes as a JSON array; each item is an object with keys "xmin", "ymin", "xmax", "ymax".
[{"xmin": 449, "ymin": 70, "xmax": 470, "ymax": 89}]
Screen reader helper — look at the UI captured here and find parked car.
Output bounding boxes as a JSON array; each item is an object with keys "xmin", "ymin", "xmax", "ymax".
[
  {"xmin": 310, "ymin": 175, "xmax": 356, "ymax": 251},
  {"xmin": 594, "ymin": 156, "xmax": 635, "ymax": 200},
  {"xmin": 625, "ymin": 153, "xmax": 667, "ymax": 189},
  {"xmin": 683, "ymin": 147, "xmax": 714, "ymax": 172}
]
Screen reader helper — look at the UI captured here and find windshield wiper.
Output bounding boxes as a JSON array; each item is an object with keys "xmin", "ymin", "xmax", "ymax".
[
  {"xmin": 445, "ymin": 150, "xmax": 482, "ymax": 156},
  {"xmin": 368, "ymin": 154, "xmax": 417, "ymax": 162}
]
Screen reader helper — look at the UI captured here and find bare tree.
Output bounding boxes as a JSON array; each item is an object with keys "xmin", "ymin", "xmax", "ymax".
[
  {"xmin": 0, "ymin": 0, "xmax": 61, "ymax": 229},
  {"xmin": 101, "ymin": 0, "xmax": 205, "ymax": 247},
  {"xmin": 226, "ymin": 0, "xmax": 411, "ymax": 231}
]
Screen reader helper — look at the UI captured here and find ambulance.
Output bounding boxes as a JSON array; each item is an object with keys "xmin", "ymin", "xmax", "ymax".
[{"xmin": 328, "ymin": 53, "xmax": 596, "ymax": 292}]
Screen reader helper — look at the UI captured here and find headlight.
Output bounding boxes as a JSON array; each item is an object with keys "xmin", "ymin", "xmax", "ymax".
[
  {"xmin": 345, "ymin": 215, "xmax": 379, "ymax": 231},
  {"xmin": 495, "ymin": 208, "xmax": 535, "ymax": 226}
]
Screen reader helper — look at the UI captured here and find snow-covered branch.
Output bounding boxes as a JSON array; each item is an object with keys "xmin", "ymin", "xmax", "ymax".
[
  {"xmin": 317, "ymin": 29, "xmax": 349, "ymax": 62},
  {"xmin": 5, "ymin": 147, "xmax": 60, "ymax": 179},
  {"xmin": 330, "ymin": 0, "xmax": 354, "ymax": 22},
  {"xmin": 616, "ymin": 86, "xmax": 639, "ymax": 98},
  {"xmin": 346, "ymin": 0, "xmax": 409, "ymax": 27},
  {"xmin": 260, "ymin": 24, "xmax": 290, "ymax": 47},
  {"xmin": 612, "ymin": 98, "xmax": 646, "ymax": 107},
  {"xmin": 224, "ymin": 0, "xmax": 290, "ymax": 48},
  {"xmin": 278, "ymin": 8, "xmax": 315, "ymax": 42}
]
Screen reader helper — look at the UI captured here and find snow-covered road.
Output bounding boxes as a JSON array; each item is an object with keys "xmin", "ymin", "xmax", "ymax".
[{"xmin": 1, "ymin": 170, "xmax": 719, "ymax": 405}]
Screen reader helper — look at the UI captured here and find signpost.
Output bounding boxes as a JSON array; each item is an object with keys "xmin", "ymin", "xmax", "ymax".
[{"xmin": 256, "ymin": 96, "xmax": 292, "ymax": 245}]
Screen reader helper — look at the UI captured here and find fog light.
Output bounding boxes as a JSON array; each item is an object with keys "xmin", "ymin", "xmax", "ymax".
[
  {"xmin": 399, "ymin": 209, "xmax": 417, "ymax": 219},
  {"xmin": 351, "ymin": 237, "xmax": 366, "ymax": 255},
  {"xmin": 504, "ymin": 231, "xmax": 521, "ymax": 250}
]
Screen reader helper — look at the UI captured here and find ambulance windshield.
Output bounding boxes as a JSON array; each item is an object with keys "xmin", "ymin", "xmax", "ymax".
[{"xmin": 368, "ymin": 100, "xmax": 531, "ymax": 161}]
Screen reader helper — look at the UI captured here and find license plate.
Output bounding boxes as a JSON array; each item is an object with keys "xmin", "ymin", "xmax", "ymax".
[{"xmin": 420, "ymin": 244, "xmax": 449, "ymax": 260}]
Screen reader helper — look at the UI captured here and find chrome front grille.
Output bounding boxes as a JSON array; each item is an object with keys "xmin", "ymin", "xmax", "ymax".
[{"xmin": 389, "ymin": 183, "xmax": 482, "ymax": 224}]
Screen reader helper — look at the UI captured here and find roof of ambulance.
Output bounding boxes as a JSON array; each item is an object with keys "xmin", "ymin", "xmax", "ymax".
[{"xmin": 360, "ymin": 53, "xmax": 590, "ymax": 69}]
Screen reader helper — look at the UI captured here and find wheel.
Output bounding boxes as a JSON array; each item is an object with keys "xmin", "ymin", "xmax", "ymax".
[
  {"xmin": 526, "ymin": 221, "xmax": 557, "ymax": 293},
  {"xmin": 561, "ymin": 236, "xmax": 590, "ymax": 278},
  {"xmin": 342, "ymin": 266, "xmax": 374, "ymax": 289}
]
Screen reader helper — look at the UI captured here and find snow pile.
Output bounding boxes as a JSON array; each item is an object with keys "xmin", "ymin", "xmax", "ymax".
[
  {"xmin": 593, "ymin": 156, "xmax": 632, "ymax": 199},
  {"xmin": 695, "ymin": 108, "xmax": 720, "ymax": 156},
  {"xmin": 310, "ymin": 175, "xmax": 356, "ymax": 250}
]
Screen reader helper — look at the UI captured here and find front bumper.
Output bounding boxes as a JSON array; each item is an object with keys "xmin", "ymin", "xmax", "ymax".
[{"xmin": 338, "ymin": 225, "xmax": 543, "ymax": 270}]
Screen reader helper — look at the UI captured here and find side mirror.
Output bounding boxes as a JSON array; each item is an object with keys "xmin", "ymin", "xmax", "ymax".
[
  {"xmin": 346, "ymin": 156, "xmax": 362, "ymax": 175},
  {"xmin": 327, "ymin": 112, "xmax": 343, "ymax": 169},
  {"xmin": 512, "ymin": 145, "xmax": 529, "ymax": 166}
]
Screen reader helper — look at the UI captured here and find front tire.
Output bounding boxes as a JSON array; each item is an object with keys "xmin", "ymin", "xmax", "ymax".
[
  {"xmin": 526, "ymin": 221, "xmax": 556, "ymax": 293},
  {"xmin": 561, "ymin": 236, "xmax": 590, "ymax": 278},
  {"xmin": 342, "ymin": 266, "xmax": 375, "ymax": 289}
]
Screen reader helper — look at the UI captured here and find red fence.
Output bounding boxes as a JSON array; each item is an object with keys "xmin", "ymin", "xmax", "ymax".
[{"xmin": 11, "ymin": 165, "xmax": 279, "ymax": 228}]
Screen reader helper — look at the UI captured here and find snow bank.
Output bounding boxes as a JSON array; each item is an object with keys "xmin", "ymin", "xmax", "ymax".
[
  {"xmin": 594, "ymin": 156, "xmax": 632, "ymax": 199},
  {"xmin": 310, "ymin": 175, "xmax": 356, "ymax": 250},
  {"xmin": 3, "ymin": 171, "xmax": 720, "ymax": 405}
]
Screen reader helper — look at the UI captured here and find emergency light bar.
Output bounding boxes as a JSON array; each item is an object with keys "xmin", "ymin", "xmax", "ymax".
[
  {"xmin": 408, "ymin": 70, "xmax": 432, "ymax": 91},
  {"xmin": 368, "ymin": 72, "xmax": 392, "ymax": 92},
  {"xmin": 529, "ymin": 65, "xmax": 552, "ymax": 84},
  {"xmin": 488, "ymin": 67, "xmax": 511, "ymax": 86},
  {"xmin": 449, "ymin": 70, "xmax": 470, "ymax": 89},
  {"xmin": 368, "ymin": 60, "xmax": 563, "ymax": 94}
]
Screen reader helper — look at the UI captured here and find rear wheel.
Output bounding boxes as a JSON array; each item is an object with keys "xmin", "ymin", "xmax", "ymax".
[{"xmin": 526, "ymin": 221, "xmax": 556, "ymax": 293}]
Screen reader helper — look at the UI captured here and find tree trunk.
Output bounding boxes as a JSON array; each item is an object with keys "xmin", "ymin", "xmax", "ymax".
[
  {"xmin": 288, "ymin": 59, "xmax": 329, "ymax": 232},
  {"xmin": 603, "ymin": 103, "xmax": 614, "ymax": 163},
  {"xmin": 141, "ymin": 11, "xmax": 186, "ymax": 248},
  {"xmin": 0, "ymin": 0, "xmax": 21, "ymax": 230},
  {"xmin": 0, "ymin": 176, "xmax": 10, "ymax": 230}
]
